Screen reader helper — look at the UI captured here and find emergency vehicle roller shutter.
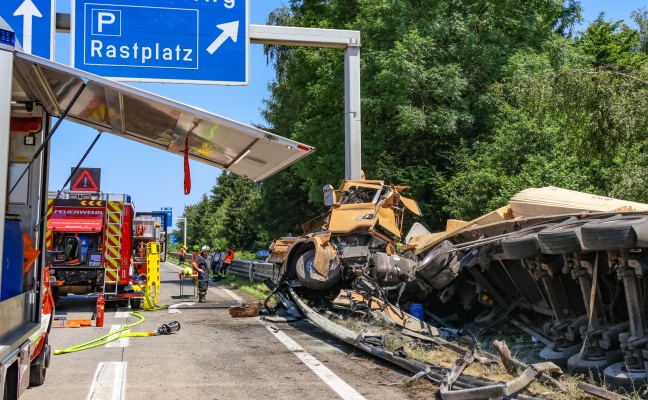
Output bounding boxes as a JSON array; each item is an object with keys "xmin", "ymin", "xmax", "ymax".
[{"xmin": 103, "ymin": 201, "xmax": 123, "ymax": 288}]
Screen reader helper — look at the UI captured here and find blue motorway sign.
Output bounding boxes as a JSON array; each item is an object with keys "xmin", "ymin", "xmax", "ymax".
[
  {"xmin": 256, "ymin": 249, "xmax": 270, "ymax": 258},
  {"xmin": 160, "ymin": 207, "xmax": 172, "ymax": 226},
  {"xmin": 71, "ymin": 0, "xmax": 249, "ymax": 85},
  {"xmin": 1, "ymin": 0, "xmax": 55, "ymax": 59}
]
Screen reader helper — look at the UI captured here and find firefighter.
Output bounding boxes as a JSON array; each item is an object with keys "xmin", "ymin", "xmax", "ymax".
[
  {"xmin": 191, "ymin": 245, "xmax": 200, "ymax": 264},
  {"xmin": 178, "ymin": 246, "xmax": 187, "ymax": 265},
  {"xmin": 211, "ymin": 248, "xmax": 223, "ymax": 281},
  {"xmin": 192, "ymin": 245, "xmax": 212, "ymax": 303},
  {"xmin": 220, "ymin": 246, "xmax": 235, "ymax": 276}
]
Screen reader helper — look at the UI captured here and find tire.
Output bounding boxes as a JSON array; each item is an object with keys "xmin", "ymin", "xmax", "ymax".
[
  {"xmin": 604, "ymin": 361, "xmax": 648, "ymax": 391},
  {"xmin": 538, "ymin": 217, "xmax": 598, "ymax": 254},
  {"xmin": 130, "ymin": 298, "xmax": 143, "ymax": 310},
  {"xmin": 416, "ymin": 240, "xmax": 457, "ymax": 280},
  {"xmin": 501, "ymin": 223, "xmax": 556, "ymax": 260},
  {"xmin": 539, "ymin": 343, "xmax": 582, "ymax": 369},
  {"xmin": 629, "ymin": 216, "xmax": 648, "ymax": 248},
  {"xmin": 295, "ymin": 249, "xmax": 341, "ymax": 290},
  {"xmin": 581, "ymin": 215, "xmax": 648, "ymax": 250},
  {"xmin": 427, "ymin": 262, "xmax": 460, "ymax": 289},
  {"xmin": 29, "ymin": 344, "xmax": 50, "ymax": 387}
]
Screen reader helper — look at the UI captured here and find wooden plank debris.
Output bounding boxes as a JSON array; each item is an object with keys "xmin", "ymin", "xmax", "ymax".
[{"xmin": 577, "ymin": 382, "xmax": 631, "ymax": 400}]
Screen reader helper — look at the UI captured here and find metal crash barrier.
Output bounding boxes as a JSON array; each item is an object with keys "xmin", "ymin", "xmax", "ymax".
[
  {"xmin": 227, "ymin": 260, "xmax": 278, "ymax": 282},
  {"xmin": 167, "ymin": 253, "xmax": 277, "ymax": 282}
]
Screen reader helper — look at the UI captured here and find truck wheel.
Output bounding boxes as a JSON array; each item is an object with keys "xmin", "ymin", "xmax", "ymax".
[
  {"xmin": 29, "ymin": 343, "xmax": 50, "ymax": 387},
  {"xmin": 130, "ymin": 298, "xmax": 143, "ymax": 310},
  {"xmin": 502, "ymin": 223, "xmax": 556, "ymax": 260},
  {"xmin": 538, "ymin": 218, "xmax": 599, "ymax": 254},
  {"xmin": 416, "ymin": 240, "xmax": 456, "ymax": 281},
  {"xmin": 581, "ymin": 215, "xmax": 648, "ymax": 250},
  {"xmin": 295, "ymin": 249, "xmax": 340, "ymax": 290}
]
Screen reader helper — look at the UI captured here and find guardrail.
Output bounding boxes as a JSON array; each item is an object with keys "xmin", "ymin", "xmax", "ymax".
[
  {"xmin": 167, "ymin": 253, "xmax": 277, "ymax": 282},
  {"xmin": 229, "ymin": 260, "xmax": 279, "ymax": 282}
]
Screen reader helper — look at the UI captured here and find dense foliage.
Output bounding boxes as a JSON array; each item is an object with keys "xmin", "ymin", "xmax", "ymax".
[{"xmin": 175, "ymin": 2, "xmax": 648, "ymax": 252}]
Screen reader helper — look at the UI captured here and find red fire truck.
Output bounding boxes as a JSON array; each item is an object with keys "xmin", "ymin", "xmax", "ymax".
[{"xmin": 46, "ymin": 192, "xmax": 145, "ymax": 308}]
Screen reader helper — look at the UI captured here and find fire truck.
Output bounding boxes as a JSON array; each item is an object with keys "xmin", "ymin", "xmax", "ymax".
[{"xmin": 46, "ymin": 191, "xmax": 162, "ymax": 309}]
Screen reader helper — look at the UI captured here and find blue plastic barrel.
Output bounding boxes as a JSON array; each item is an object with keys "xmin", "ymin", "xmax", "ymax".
[
  {"xmin": 409, "ymin": 303, "xmax": 424, "ymax": 320},
  {"xmin": 1, "ymin": 216, "xmax": 24, "ymax": 301}
]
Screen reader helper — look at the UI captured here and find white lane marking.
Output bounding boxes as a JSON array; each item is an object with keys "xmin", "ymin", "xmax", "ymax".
[
  {"xmin": 166, "ymin": 263, "xmax": 183, "ymax": 271},
  {"xmin": 169, "ymin": 259, "xmax": 361, "ymax": 397},
  {"xmin": 265, "ymin": 325, "xmax": 366, "ymax": 400},
  {"xmin": 214, "ymin": 287, "xmax": 243, "ymax": 304},
  {"xmin": 87, "ymin": 362, "xmax": 127, "ymax": 400},
  {"xmin": 216, "ymin": 284, "xmax": 364, "ymax": 400},
  {"xmin": 105, "ymin": 325, "xmax": 130, "ymax": 348},
  {"xmin": 114, "ymin": 308, "xmax": 130, "ymax": 318},
  {"xmin": 168, "ymin": 302, "xmax": 196, "ymax": 314}
]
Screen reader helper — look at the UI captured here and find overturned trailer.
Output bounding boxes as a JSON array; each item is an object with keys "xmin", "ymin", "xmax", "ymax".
[{"xmin": 268, "ymin": 182, "xmax": 648, "ymax": 389}]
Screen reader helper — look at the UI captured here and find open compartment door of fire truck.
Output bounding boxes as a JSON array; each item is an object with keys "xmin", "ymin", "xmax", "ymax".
[
  {"xmin": 1, "ymin": 22, "xmax": 54, "ymax": 398},
  {"xmin": 12, "ymin": 52, "xmax": 315, "ymax": 181}
]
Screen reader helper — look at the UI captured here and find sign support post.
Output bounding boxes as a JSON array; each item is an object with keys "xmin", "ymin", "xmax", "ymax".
[{"xmin": 58, "ymin": 17, "xmax": 363, "ymax": 180}]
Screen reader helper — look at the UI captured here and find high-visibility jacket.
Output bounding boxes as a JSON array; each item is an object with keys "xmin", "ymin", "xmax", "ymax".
[{"xmin": 224, "ymin": 250, "xmax": 234, "ymax": 265}]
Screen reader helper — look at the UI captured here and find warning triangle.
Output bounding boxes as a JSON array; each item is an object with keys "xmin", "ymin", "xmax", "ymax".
[{"xmin": 71, "ymin": 170, "xmax": 99, "ymax": 191}]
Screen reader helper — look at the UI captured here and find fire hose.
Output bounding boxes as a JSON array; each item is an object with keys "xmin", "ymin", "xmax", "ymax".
[{"xmin": 53, "ymin": 312, "xmax": 180, "ymax": 355}]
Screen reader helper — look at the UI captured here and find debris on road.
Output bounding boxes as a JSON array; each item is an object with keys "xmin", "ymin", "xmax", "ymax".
[{"xmin": 229, "ymin": 302, "xmax": 261, "ymax": 318}]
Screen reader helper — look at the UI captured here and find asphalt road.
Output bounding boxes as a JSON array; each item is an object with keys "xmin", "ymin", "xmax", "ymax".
[{"xmin": 22, "ymin": 261, "xmax": 412, "ymax": 400}]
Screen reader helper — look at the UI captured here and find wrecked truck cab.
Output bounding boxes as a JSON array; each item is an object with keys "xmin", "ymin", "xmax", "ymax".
[{"xmin": 268, "ymin": 178, "xmax": 422, "ymax": 292}]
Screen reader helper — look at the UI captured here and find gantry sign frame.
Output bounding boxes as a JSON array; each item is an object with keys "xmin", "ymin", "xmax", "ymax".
[{"xmin": 57, "ymin": 14, "xmax": 363, "ymax": 180}]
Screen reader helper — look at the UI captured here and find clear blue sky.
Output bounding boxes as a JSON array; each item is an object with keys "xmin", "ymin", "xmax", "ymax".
[
  {"xmin": 48, "ymin": 0, "xmax": 286, "ymax": 229},
  {"xmin": 45, "ymin": 0, "xmax": 645, "ymax": 230}
]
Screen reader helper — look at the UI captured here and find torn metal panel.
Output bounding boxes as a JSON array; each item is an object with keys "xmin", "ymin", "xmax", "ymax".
[
  {"xmin": 288, "ymin": 288, "xmax": 495, "ymax": 391},
  {"xmin": 576, "ymin": 382, "xmax": 630, "ymax": 400},
  {"xmin": 333, "ymin": 290, "xmax": 441, "ymax": 337},
  {"xmin": 439, "ymin": 363, "xmax": 555, "ymax": 400},
  {"xmin": 493, "ymin": 340, "xmax": 565, "ymax": 392}
]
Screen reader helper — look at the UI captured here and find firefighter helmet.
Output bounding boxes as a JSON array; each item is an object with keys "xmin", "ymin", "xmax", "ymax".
[{"xmin": 201, "ymin": 245, "xmax": 210, "ymax": 252}]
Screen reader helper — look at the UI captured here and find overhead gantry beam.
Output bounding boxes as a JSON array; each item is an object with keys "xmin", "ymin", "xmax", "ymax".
[{"xmin": 56, "ymin": 14, "xmax": 363, "ymax": 180}]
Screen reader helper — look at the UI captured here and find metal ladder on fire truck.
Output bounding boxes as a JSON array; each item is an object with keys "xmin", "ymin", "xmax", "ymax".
[{"xmin": 103, "ymin": 199, "xmax": 124, "ymax": 297}]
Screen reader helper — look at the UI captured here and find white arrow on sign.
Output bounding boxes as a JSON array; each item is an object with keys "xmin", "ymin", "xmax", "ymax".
[
  {"xmin": 206, "ymin": 21, "xmax": 239, "ymax": 55},
  {"xmin": 13, "ymin": 0, "xmax": 42, "ymax": 54}
]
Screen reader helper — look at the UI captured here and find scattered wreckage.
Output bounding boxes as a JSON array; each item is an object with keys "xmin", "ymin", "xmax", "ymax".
[{"xmin": 265, "ymin": 179, "xmax": 648, "ymax": 394}]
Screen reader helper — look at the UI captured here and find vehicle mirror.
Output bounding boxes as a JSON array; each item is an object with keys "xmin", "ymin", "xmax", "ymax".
[{"xmin": 324, "ymin": 189, "xmax": 339, "ymax": 206}]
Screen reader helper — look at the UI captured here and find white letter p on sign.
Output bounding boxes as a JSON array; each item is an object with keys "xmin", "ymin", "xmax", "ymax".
[{"xmin": 97, "ymin": 12, "xmax": 115, "ymax": 33}]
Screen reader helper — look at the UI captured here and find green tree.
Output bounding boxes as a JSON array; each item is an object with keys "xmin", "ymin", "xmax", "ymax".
[
  {"xmin": 252, "ymin": 168, "xmax": 321, "ymax": 243},
  {"xmin": 207, "ymin": 172, "xmax": 261, "ymax": 251},
  {"xmin": 579, "ymin": 14, "xmax": 647, "ymax": 67},
  {"xmin": 180, "ymin": 194, "xmax": 211, "ymax": 248},
  {"xmin": 261, "ymin": 0, "xmax": 582, "ymax": 231},
  {"xmin": 632, "ymin": 8, "xmax": 648, "ymax": 55},
  {"xmin": 444, "ymin": 27, "xmax": 648, "ymax": 220}
]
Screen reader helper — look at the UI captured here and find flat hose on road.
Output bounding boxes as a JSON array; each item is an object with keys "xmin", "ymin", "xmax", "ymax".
[{"xmin": 54, "ymin": 312, "xmax": 153, "ymax": 355}]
